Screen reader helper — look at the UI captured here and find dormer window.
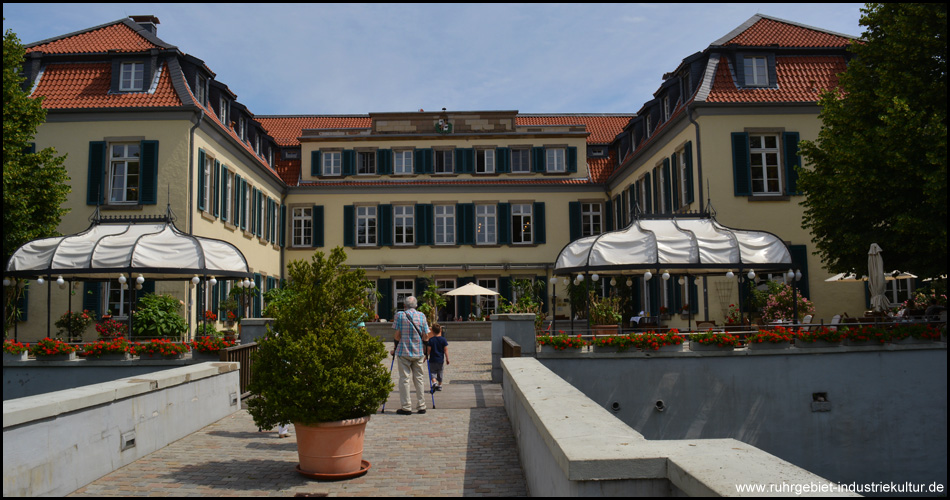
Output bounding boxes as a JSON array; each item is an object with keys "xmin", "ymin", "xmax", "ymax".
[
  {"xmin": 119, "ymin": 62, "xmax": 144, "ymax": 91},
  {"xmin": 663, "ymin": 97, "xmax": 670, "ymax": 121},
  {"xmin": 744, "ymin": 56, "xmax": 768, "ymax": 86},
  {"xmin": 645, "ymin": 115, "xmax": 652, "ymax": 138},
  {"xmin": 219, "ymin": 96, "xmax": 229, "ymax": 125},
  {"xmin": 195, "ymin": 74, "xmax": 207, "ymax": 106}
]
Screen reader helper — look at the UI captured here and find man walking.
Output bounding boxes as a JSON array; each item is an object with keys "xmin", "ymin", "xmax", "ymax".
[{"xmin": 392, "ymin": 296, "xmax": 429, "ymax": 415}]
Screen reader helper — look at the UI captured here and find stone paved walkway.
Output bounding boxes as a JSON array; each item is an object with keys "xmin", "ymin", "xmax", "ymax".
[{"xmin": 69, "ymin": 341, "xmax": 527, "ymax": 497}]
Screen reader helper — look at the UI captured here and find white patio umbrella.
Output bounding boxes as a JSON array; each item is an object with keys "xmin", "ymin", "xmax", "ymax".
[
  {"xmin": 868, "ymin": 243, "xmax": 891, "ymax": 312},
  {"xmin": 442, "ymin": 282, "xmax": 499, "ymax": 297},
  {"xmin": 443, "ymin": 282, "xmax": 499, "ymax": 320}
]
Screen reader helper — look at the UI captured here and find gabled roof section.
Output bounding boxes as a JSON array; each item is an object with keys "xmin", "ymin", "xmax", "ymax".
[
  {"xmin": 25, "ymin": 17, "xmax": 175, "ymax": 54},
  {"xmin": 712, "ymin": 14, "xmax": 855, "ymax": 48},
  {"xmin": 31, "ymin": 61, "xmax": 183, "ymax": 109},
  {"xmin": 517, "ymin": 114, "xmax": 633, "ymax": 144},
  {"xmin": 256, "ymin": 116, "xmax": 372, "ymax": 147}
]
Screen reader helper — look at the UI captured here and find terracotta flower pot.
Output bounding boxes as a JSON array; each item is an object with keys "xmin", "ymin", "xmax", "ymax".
[{"xmin": 294, "ymin": 416, "xmax": 370, "ymax": 475}]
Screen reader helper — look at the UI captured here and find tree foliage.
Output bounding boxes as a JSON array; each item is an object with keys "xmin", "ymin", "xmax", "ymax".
[
  {"xmin": 3, "ymin": 24, "xmax": 70, "ymax": 333},
  {"xmin": 797, "ymin": 3, "xmax": 947, "ymax": 279}
]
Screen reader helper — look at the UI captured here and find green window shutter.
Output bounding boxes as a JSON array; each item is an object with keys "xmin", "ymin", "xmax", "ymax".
[
  {"xmin": 219, "ymin": 164, "xmax": 228, "ymax": 222},
  {"xmin": 253, "ymin": 274, "xmax": 262, "ymax": 317},
  {"xmin": 783, "ymin": 132, "xmax": 802, "ymax": 195},
  {"xmin": 140, "ymin": 140, "xmax": 159, "ymax": 205},
  {"xmin": 670, "ymin": 153, "xmax": 680, "ymax": 211},
  {"xmin": 197, "ymin": 149, "xmax": 206, "ymax": 211},
  {"xmin": 789, "ymin": 244, "xmax": 810, "ymax": 299},
  {"xmin": 632, "ymin": 277, "xmax": 643, "ymax": 314},
  {"xmin": 628, "ymin": 185, "xmax": 637, "ymax": 219},
  {"xmin": 497, "ymin": 203, "xmax": 511, "ymax": 245},
  {"xmin": 343, "ymin": 206, "xmax": 355, "ymax": 247},
  {"xmin": 83, "ymin": 282, "xmax": 101, "ymax": 318},
  {"xmin": 535, "ymin": 276, "xmax": 549, "ymax": 313},
  {"xmin": 499, "ymin": 277, "xmax": 513, "ymax": 305},
  {"xmin": 673, "ymin": 276, "xmax": 683, "ymax": 310},
  {"xmin": 605, "ymin": 199, "xmax": 614, "ymax": 232},
  {"xmin": 213, "ymin": 159, "xmax": 220, "ymax": 217},
  {"xmin": 313, "ymin": 205, "xmax": 324, "ymax": 247},
  {"xmin": 569, "ymin": 201, "xmax": 582, "ymax": 241},
  {"xmin": 240, "ymin": 179, "xmax": 247, "ymax": 230},
  {"xmin": 567, "ymin": 146, "xmax": 577, "ymax": 173},
  {"xmin": 684, "ymin": 142, "xmax": 695, "ymax": 204},
  {"xmin": 456, "ymin": 148, "xmax": 474, "ymax": 174},
  {"xmin": 456, "ymin": 203, "xmax": 475, "ymax": 245},
  {"xmin": 644, "ymin": 172, "xmax": 652, "ymax": 214},
  {"xmin": 457, "ymin": 277, "xmax": 474, "ymax": 319},
  {"xmin": 533, "ymin": 202, "xmax": 546, "ymax": 244},
  {"xmin": 532, "ymin": 147, "xmax": 546, "ymax": 173},
  {"xmin": 342, "ymin": 150, "xmax": 355, "ymax": 176},
  {"xmin": 142, "ymin": 280, "xmax": 155, "ymax": 295},
  {"xmin": 279, "ymin": 204, "xmax": 286, "ymax": 247},
  {"xmin": 662, "ymin": 158, "xmax": 672, "ymax": 213},
  {"xmin": 415, "ymin": 204, "xmax": 432, "ymax": 246},
  {"xmin": 649, "ymin": 278, "xmax": 660, "ymax": 316},
  {"xmin": 415, "ymin": 278, "xmax": 429, "ymax": 298},
  {"xmin": 496, "ymin": 147, "xmax": 510, "ymax": 173},
  {"xmin": 377, "ymin": 149, "xmax": 392, "ymax": 175},
  {"xmin": 689, "ymin": 280, "xmax": 698, "ymax": 314},
  {"xmin": 731, "ymin": 132, "xmax": 751, "ymax": 196},
  {"xmin": 379, "ymin": 204, "xmax": 393, "ymax": 246},
  {"xmin": 377, "ymin": 278, "xmax": 393, "ymax": 321},
  {"xmin": 87, "ymin": 141, "xmax": 106, "ymax": 205},
  {"xmin": 211, "ymin": 282, "xmax": 220, "ymax": 315},
  {"xmin": 414, "ymin": 148, "xmax": 429, "ymax": 174},
  {"xmin": 311, "ymin": 151, "xmax": 321, "ymax": 177}
]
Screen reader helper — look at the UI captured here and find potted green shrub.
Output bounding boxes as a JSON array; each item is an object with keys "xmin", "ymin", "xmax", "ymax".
[
  {"xmin": 246, "ymin": 248, "xmax": 393, "ymax": 477},
  {"xmin": 588, "ymin": 293, "xmax": 622, "ymax": 334},
  {"xmin": 132, "ymin": 294, "xmax": 188, "ymax": 340}
]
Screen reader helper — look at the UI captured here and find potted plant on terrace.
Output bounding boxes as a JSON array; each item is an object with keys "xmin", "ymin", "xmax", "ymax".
[
  {"xmin": 133, "ymin": 294, "xmax": 188, "ymax": 340},
  {"xmin": 133, "ymin": 339, "xmax": 189, "ymax": 359},
  {"xmin": 794, "ymin": 326, "xmax": 845, "ymax": 348},
  {"xmin": 3, "ymin": 339, "xmax": 29, "ymax": 362},
  {"xmin": 689, "ymin": 331, "xmax": 741, "ymax": 351},
  {"xmin": 537, "ymin": 332, "xmax": 586, "ymax": 352},
  {"xmin": 31, "ymin": 337, "xmax": 79, "ymax": 361},
  {"xmin": 96, "ymin": 317, "xmax": 127, "ymax": 339},
  {"xmin": 55, "ymin": 309, "xmax": 94, "ymax": 342},
  {"xmin": 588, "ymin": 293, "xmax": 623, "ymax": 334},
  {"xmin": 745, "ymin": 326, "xmax": 794, "ymax": 350},
  {"xmin": 635, "ymin": 330, "xmax": 685, "ymax": 351},
  {"xmin": 83, "ymin": 338, "xmax": 133, "ymax": 360},
  {"xmin": 590, "ymin": 334, "xmax": 636, "ymax": 353},
  {"xmin": 189, "ymin": 336, "xmax": 235, "ymax": 360},
  {"xmin": 246, "ymin": 248, "xmax": 392, "ymax": 478}
]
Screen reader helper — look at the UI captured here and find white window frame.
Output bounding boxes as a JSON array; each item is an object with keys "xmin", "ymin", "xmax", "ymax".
[
  {"xmin": 258, "ymin": 194, "xmax": 267, "ymax": 238},
  {"xmin": 663, "ymin": 96, "xmax": 671, "ymax": 121},
  {"xmin": 581, "ymin": 202, "xmax": 602, "ymax": 237},
  {"xmin": 749, "ymin": 134, "xmax": 783, "ymax": 195},
  {"xmin": 195, "ymin": 74, "xmax": 207, "ymax": 105},
  {"xmin": 356, "ymin": 205, "xmax": 377, "ymax": 246},
  {"xmin": 218, "ymin": 96, "xmax": 228, "ymax": 125},
  {"xmin": 476, "ymin": 278, "xmax": 498, "ymax": 317},
  {"xmin": 511, "ymin": 148, "xmax": 530, "ymax": 173},
  {"xmin": 223, "ymin": 170, "xmax": 232, "ymax": 221},
  {"xmin": 231, "ymin": 174, "xmax": 241, "ymax": 226},
  {"xmin": 677, "ymin": 147, "xmax": 689, "ymax": 207},
  {"xmin": 435, "ymin": 149, "xmax": 454, "ymax": 174},
  {"xmin": 655, "ymin": 164, "xmax": 666, "ymax": 212},
  {"xmin": 292, "ymin": 206, "xmax": 312, "ymax": 247},
  {"xmin": 357, "ymin": 151, "xmax": 376, "ymax": 175},
  {"xmin": 476, "ymin": 149, "xmax": 495, "ymax": 174},
  {"xmin": 638, "ymin": 178, "xmax": 649, "ymax": 214},
  {"xmin": 323, "ymin": 151, "xmax": 342, "ymax": 176},
  {"xmin": 545, "ymin": 148, "xmax": 566, "ymax": 173},
  {"xmin": 511, "ymin": 203, "xmax": 533, "ymax": 245},
  {"xmin": 393, "ymin": 205, "xmax": 414, "ymax": 246},
  {"xmin": 394, "ymin": 279, "xmax": 414, "ymax": 311},
  {"xmin": 202, "ymin": 154, "xmax": 214, "ymax": 212},
  {"xmin": 119, "ymin": 62, "xmax": 144, "ymax": 91},
  {"xmin": 394, "ymin": 150, "xmax": 413, "ymax": 175},
  {"xmin": 108, "ymin": 143, "xmax": 141, "ymax": 204},
  {"xmin": 744, "ymin": 56, "xmax": 768, "ymax": 86},
  {"xmin": 434, "ymin": 204, "xmax": 455, "ymax": 245},
  {"xmin": 244, "ymin": 184, "xmax": 252, "ymax": 232},
  {"xmin": 105, "ymin": 280, "xmax": 129, "ymax": 319},
  {"xmin": 476, "ymin": 204, "xmax": 496, "ymax": 245},
  {"xmin": 645, "ymin": 116, "xmax": 652, "ymax": 139}
]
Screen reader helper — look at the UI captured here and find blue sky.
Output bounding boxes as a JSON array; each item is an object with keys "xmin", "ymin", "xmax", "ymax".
[{"xmin": 3, "ymin": 3, "xmax": 865, "ymax": 115}]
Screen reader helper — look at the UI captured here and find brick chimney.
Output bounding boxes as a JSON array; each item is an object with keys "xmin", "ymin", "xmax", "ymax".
[{"xmin": 129, "ymin": 15, "xmax": 160, "ymax": 35}]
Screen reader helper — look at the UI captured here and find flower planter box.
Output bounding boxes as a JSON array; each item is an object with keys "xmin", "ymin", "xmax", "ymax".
[
  {"xmin": 4, "ymin": 352, "xmax": 29, "ymax": 362},
  {"xmin": 85, "ymin": 352, "xmax": 132, "ymax": 361},
  {"xmin": 845, "ymin": 338, "xmax": 886, "ymax": 347},
  {"xmin": 794, "ymin": 339, "xmax": 842, "ymax": 349},
  {"xmin": 34, "ymin": 352, "xmax": 77, "ymax": 361},
  {"xmin": 538, "ymin": 344, "xmax": 583, "ymax": 355},
  {"xmin": 893, "ymin": 336, "xmax": 934, "ymax": 345},
  {"xmin": 689, "ymin": 341, "xmax": 736, "ymax": 352},
  {"xmin": 139, "ymin": 352, "xmax": 185, "ymax": 360},
  {"xmin": 746, "ymin": 341, "xmax": 790, "ymax": 350},
  {"xmin": 192, "ymin": 350, "xmax": 223, "ymax": 361}
]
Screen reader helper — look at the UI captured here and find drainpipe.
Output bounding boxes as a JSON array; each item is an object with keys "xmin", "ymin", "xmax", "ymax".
[
  {"xmin": 187, "ymin": 107, "xmax": 205, "ymax": 336},
  {"xmin": 687, "ymin": 104, "xmax": 709, "ymax": 321}
]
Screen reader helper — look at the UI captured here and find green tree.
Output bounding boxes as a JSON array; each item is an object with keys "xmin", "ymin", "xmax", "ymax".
[
  {"xmin": 3, "ymin": 24, "xmax": 70, "ymax": 333},
  {"xmin": 797, "ymin": 3, "xmax": 947, "ymax": 279}
]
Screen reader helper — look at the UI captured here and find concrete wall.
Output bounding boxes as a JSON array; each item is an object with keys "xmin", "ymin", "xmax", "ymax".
[
  {"xmin": 3, "ymin": 362, "xmax": 241, "ymax": 497},
  {"xmin": 5, "ymin": 354, "xmax": 211, "ymax": 400},
  {"xmin": 501, "ymin": 357, "xmax": 852, "ymax": 497},
  {"xmin": 537, "ymin": 343, "xmax": 948, "ymax": 494}
]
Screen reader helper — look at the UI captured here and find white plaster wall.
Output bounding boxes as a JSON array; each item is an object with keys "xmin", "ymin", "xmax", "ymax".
[{"xmin": 2, "ymin": 362, "xmax": 240, "ymax": 497}]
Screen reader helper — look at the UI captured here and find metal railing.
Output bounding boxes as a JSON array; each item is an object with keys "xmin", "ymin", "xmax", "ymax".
[{"xmin": 220, "ymin": 342, "xmax": 258, "ymax": 398}]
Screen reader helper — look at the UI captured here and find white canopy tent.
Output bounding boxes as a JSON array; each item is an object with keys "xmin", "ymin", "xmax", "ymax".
[
  {"xmin": 552, "ymin": 214, "xmax": 795, "ymax": 332},
  {"xmin": 555, "ymin": 216, "xmax": 793, "ymax": 276},
  {"xmin": 4, "ymin": 210, "xmax": 251, "ymax": 339}
]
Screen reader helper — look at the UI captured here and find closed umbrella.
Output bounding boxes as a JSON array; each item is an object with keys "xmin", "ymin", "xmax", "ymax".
[{"xmin": 868, "ymin": 243, "xmax": 890, "ymax": 312}]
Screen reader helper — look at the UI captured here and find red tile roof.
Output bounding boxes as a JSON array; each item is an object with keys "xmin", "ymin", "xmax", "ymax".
[
  {"xmin": 257, "ymin": 114, "xmax": 632, "ymax": 149},
  {"xmin": 27, "ymin": 22, "xmax": 161, "ymax": 54},
  {"xmin": 705, "ymin": 56, "xmax": 846, "ymax": 103},
  {"xmin": 722, "ymin": 17, "xmax": 853, "ymax": 48},
  {"xmin": 516, "ymin": 115, "xmax": 633, "ymax": 144},
  {"xmin": 256, "ymin": 116, "xmax": 372, "ymax": 147},
  {"xmin": 299, "ymin": 178, "xmax": 593, "ymax": 188},
  {"xmin": 32, "ymin": 62, "xmax": 182, "ymax": 109}
]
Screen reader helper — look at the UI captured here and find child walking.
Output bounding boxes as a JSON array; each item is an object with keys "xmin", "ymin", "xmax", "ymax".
[{"xmin": 426, "ymin": 324, "xmax": 449, "ymax": 393}]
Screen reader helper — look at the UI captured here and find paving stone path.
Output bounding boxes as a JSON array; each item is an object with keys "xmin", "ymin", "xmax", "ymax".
[{"xmin": 70, "ymin": 341, "xmax": 527, "ymax": 497}]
